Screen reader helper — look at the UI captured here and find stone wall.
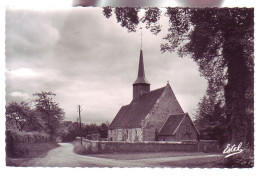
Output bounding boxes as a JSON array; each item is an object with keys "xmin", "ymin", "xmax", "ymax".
[
  {"xmin": 142, "ymin": 84, "xmax": 184, "ymax": 141},
  {"xmin": 97, "ymin": 141, "xmax": 198, "ymax": 153},
  {"xmin": 108, "ymin": 128, "xmax": 142, "ymax": 142},
  {"xmin": 198, "ymin": 140, "xmax": 220, "ymax": 152},
  {"xmin": 77, "ymin": 139, "xmax": 220, "ymax": 154}
]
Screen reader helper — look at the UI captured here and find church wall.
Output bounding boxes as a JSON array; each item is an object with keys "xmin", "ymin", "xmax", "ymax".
[
  {"xmin": 173, "ymin": 116, "xmax": 199, "ymax": 141},
  {"xmin": 108, "ymin": 128, "xmax": 142, "ymax": 142},
  {"xmin": 158, "ymin": 135, "xmax": 176, "ymax": 141},
  {"xmin": 142, "ymin": 85, "xmax": 184, "ymax": 141}
]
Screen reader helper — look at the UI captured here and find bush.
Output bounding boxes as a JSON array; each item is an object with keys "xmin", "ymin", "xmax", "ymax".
[
  {"xmin": 6, "ymin": 130, "xmax": 54, "ymax": 158},
  {"xmin": 7, "ymin": 130, "xmax": 51, "ymax": 144},
  {"xmin": 223, "ymin": 148, "xmax": 254, "ymax": 168},
  {"xmin": 73, "ymin": 141, "xmax": 91, "ymax": 155}
]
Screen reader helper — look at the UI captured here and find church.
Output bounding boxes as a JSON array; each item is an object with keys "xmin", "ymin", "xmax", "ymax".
[{"xmin": 108, "ymin": 49, "xmax": 199, "ymax": 142}]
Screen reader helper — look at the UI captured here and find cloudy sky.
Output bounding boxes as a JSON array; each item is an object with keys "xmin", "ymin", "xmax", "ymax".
[{"xmin": 5, "ymin": 7, "xmax": 208, "ymax": 124}]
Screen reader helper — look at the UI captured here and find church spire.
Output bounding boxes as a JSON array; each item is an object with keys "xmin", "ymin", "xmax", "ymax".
[
  {"xmin": 132, "ymin": 49, "xmax": 150, "ymax": 102},
  {"xmin": 133, "ymin": 50, "xmax": 150, "ymax": 85}
]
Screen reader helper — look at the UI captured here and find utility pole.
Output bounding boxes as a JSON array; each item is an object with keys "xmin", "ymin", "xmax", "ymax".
[{"xmin": 78, "ymin": 105, "xmax": 82, "ymax": 145}]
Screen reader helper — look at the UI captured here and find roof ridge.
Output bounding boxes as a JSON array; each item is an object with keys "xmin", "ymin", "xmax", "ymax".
[
  {"xmin": 142, "ymin": 86, "xmax": 166, "ymax": 95},
  {"xmin": 185, "ymin": 113, "xmax": 200, "ymax": 136},
  {"xmin": 170, "ymin": 113, "xmax": 187, "ymax": 116},
  {"xmin": 172, "ymin": 113, "xmax": 187, "ymax": 135}
]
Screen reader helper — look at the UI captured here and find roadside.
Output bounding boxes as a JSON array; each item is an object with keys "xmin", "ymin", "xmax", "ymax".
[
  {"xmin": 89, "ymin": 151, "xmax": 222, "ymax": 160},
  {"xmin": 7, "ymin": 142, "xmax": 225, "ymax": 167},
  {"xmin": 6, "ymin": 142, "xmax": 60, "ymax": 166}
]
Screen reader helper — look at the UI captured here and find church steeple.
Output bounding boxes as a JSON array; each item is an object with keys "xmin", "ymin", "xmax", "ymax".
[
  {"xmin": 133, "ymin": 50, "xmax": 150, "ymax": 102},
  {"xmin": 133, "ymin": 50, "xmax": 150, "ymax": 85}
]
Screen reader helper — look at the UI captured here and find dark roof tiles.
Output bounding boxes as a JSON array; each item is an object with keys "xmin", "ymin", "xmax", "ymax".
[{"xmin": 158, "ymin": 113, "xmax": 187, "ymax": 136}]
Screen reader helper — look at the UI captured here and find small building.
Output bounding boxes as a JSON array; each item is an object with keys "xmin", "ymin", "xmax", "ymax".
[
  {"xmin": 158, "ymin": 113, "xmax": 199, "ymax": 141},
  {"xmin": 108, "ymin": 49, "xmax": 199, "ymax": 142}
]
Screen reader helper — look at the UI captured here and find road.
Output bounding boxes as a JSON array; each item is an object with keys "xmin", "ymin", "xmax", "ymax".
[{"xmin": 18, "ymin": 143, "xmax": 223, "ymax": 167}]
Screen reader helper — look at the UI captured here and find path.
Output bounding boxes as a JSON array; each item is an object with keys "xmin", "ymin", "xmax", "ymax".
[{"xmin": 18, "ymin": 143, "xmax": 223, "ymax": 167}]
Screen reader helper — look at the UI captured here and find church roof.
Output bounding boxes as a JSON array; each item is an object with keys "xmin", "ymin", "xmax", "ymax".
[
  {"xmin": 133, "ymin": 50, "xmax": 150, "ymax": 85},
  {"xmin": 108, "ymin": 86, "xmax": 166, "ymax": 129},
  {"xmin": 158, "ymin": 113, "xmax": 187, "ymax": 136},
  {"xmin": 159, "ymin": 113, "xmax": 200, "ymax": 136}
]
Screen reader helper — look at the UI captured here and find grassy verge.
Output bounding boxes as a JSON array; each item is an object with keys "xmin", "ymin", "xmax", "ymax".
[
  {"xmin": 89, "ymin": 152, "xmax": 212, "ymax": 160},
  {"xmin": 6, "ymin": 142, "xmax": 59, "ymax": 166},
  {"xmin": 159, "ymin": 156, "xmax": 225, "ymax": 168}
]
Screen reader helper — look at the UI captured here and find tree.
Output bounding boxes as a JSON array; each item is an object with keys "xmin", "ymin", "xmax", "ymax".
[
  {"xmin": 194, "ymin": 95, "xmax": 228, "ymax": 146},
  {"xmin": 102, "ymin": 7, "xmax": 254, "ymax": 145},
  {"xmin": 33, "ymin": 91, "xmax": 65, "ymax": 140},
  {"xmin": 98, "ymin": 122, "xmax": 109, "ymax": 138},
  {"xmin": 163, "ymin": 8, "xmax": 254, "ymax": 145},
  {"xmin": 6, "ymin": 102, "xmax": 32, "ymax": 131},
  {"xmin": 60, "ymin": 121, "xmax": 79, "ymax": 142}
]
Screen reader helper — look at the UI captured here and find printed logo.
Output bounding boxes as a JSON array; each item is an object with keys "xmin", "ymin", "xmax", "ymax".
[{"xmin": 223, "ymin": 142, "xmax": 243, "ymax": 158}]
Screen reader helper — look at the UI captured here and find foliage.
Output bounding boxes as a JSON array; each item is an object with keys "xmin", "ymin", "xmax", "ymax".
[
  {"xmin": 6, "ymin": 102, "xmax": 42, "ymax": 132},
  {"xmin": 6, "ymin": 130, "xmax": 55, "ymax": 158},
  {"xmin": 60, "ymin": 121, "xmax": 79, "ymax": 142},
  {"xmin": 106, "ymin": 7, "xmax": 140, "ymax": 32},
  {"xmin": 6, "ymin": 91, "xmax": 65, "ymax": 142},
  {"xmin": 194, "ymin": 96, "xmax": 228, "ymax": 146},
  {"xmin": 6, "ymin": 102, "xmax": 30, "ymax": 131},
  {"xmin": 223, "ymin": 148, "xmax": 254, "ymax": 168},
  {"xmin": 73, "ymin": 141, "xmax": 91, "ymax": 155},
  {"xmin": 33, "ymin": 91, "xmax": 65, "ymax": 139},
  {"xmin": 60, "ymin": 121, "xmax": 109, "ymax": 142}
]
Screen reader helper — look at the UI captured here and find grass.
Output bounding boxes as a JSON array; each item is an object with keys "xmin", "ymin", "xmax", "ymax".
[
  {"xmin": 6, "ymin": 142, "xmax": 60, "ymax": 166},
  {"xmin": 159, "ymin": 156, "xmax": 225, "ymax": 168},
  {"xmin": 88, "ymin": 152, "xmax": 216, "ymax": 160},
  {"xmin": 87, "ymin": 151, "xmax": 225, "ymax": 168}
]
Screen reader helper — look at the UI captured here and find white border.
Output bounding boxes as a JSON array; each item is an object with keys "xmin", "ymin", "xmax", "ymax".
[{"xmin": 1, "ymin": 1, "xmax": 259, "ymax": 178}]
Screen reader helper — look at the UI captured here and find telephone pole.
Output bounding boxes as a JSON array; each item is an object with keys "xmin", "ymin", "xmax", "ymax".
[{"xmin": 78, "ymin": 105, "xmax": 82, "ymax": 145}]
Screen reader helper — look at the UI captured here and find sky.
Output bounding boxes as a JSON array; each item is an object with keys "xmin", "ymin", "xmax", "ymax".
[{"xmin": 5, "ymin": 7, "xmax": 208, "ymax": 124}]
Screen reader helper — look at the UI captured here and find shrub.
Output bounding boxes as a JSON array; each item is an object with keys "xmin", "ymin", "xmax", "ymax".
[
  {"xmin": 6, "ymin": 130, "xmax": 54, "ymax": 158},
  {"xmin": 73, "ymin": 141, "xmax": 91, "ymax": 155},
  {"xmin": 223, "ymin": 148, "xmax": 254, "ymax": 168}
]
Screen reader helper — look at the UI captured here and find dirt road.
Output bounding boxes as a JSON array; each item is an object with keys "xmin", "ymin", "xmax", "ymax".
[{"xmin": 17, "ymin": 143, "xmax": 223, "ymax": 167}]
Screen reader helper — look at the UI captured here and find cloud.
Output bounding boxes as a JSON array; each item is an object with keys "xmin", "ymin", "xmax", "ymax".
[
  {"xmin": 5, "ymin": 7, "xmax": 208, "ymax": 123},
  {"xmin": 10, "ymin": 91, "xmax": 29, "ymax": 98},
  {"xmin": 8, "ymin": 68, "xmax": 38, "ymax": 78}
]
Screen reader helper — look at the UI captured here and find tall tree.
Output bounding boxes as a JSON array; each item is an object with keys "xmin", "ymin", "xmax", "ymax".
[
  {"xmin": 162, "ymin": 8, "xmax": 254, "ymax": 145},
  {"xmin": 33, "ymin": 91, "xmax": 65, "ymax": 140}
]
